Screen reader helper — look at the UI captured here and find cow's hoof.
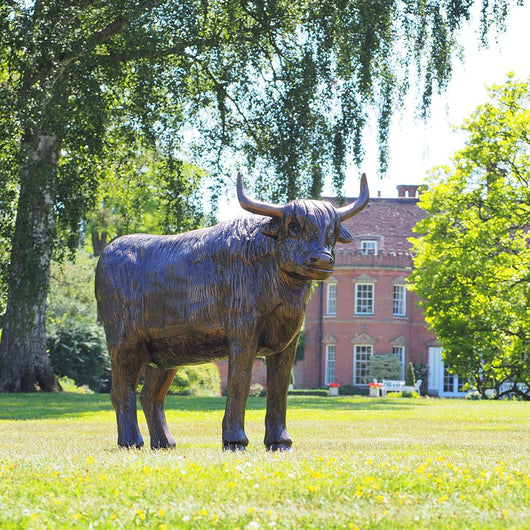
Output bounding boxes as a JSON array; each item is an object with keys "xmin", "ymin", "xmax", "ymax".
[
  {"xmin": 266, "ymin": 443, "xmax": 292, "ymax": 452},
  {"xmin": 223, "ymin": 442, "xmax": 247, "ymax": 452},
  {"xmin": 118, "ymin": 440, "xmax": 144, "ymax": 450},
  {"xmin": 151, "ymin": 441, "xmax": 176, "ymax": 450}
]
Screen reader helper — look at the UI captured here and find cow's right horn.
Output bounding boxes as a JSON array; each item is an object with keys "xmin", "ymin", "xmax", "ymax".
[
  {"xmin": 337, "ymin": 173, "xmax": 369, "ymax": 221},
  {"xmin": 237, "ymin": 173, "xmax": 284, "ymax": 219}
]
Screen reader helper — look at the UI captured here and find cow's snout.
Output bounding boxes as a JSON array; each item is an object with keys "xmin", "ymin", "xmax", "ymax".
[{"xmin": 306, "ymin": 250, "xmax": 334, "ymax": 271}]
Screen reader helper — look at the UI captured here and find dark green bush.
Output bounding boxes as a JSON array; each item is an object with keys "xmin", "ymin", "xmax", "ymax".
[
  {"xmin": 47, "ymin": 316, "xmax": 109, "ymax": 392},
  {"xmin": 339, "ymin": 385, "xmax": 368, "ymax": 396},
  {"xmin": 405, "ymin": 362, "xmax": 416, "ymax": 386},
  {"xmin": 413, "ymin": 364, "xmax": 429, "ymax": 395},
  {"xmin": 288, "ymin": 388, "xmax": 329, "ymax": 397}
]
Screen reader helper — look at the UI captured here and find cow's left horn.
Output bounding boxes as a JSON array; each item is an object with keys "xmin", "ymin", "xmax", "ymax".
[
  {"xmin": 237, "ymin": 173, "xmax": 284, "ymax": 219},
  {"xmin": 337, "ymin": 173, "xmax": 369, "ymax": 221}
]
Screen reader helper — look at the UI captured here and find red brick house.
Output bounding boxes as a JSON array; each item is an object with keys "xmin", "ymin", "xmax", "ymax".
[{"xmin": 219, "ymin": 184, "xmax": 468, "ymax": 397}]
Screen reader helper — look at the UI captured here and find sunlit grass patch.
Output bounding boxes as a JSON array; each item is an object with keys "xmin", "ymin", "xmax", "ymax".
[{"xmin": 0, "ymin": 394, "xmax": 528, "ymax": 528}]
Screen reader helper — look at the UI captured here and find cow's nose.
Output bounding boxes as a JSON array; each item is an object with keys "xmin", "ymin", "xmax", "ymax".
[{"xmin": 307, "ymin": 251, "xmax": 334, "ymax": 270}]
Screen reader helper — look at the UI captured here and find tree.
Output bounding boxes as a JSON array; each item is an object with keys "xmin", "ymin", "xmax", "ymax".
[
  {"xmin": 410, "ymin": 75, "xmax": 530, "ymax": 399},
  {"xmin": 85, "ymin": 136, "xmax": 204, "ymax": 256},
  {"xmin": 0, "ymin": 1, "xmax": 516, "ymax": 392}
]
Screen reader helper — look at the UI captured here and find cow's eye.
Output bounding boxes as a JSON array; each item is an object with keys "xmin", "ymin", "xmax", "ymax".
[{"xmin": 289, "ymin": 221, "xmax": 302, "ymax": 237}]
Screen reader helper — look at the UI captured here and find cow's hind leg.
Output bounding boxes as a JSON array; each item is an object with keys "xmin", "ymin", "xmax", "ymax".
[
  {"xmin": 110, "ymin": 344, "xmax": 148, "ymax": 448},
  {"xmin": 264, "ymin": 341, "xmax": 297, "ymax": 451},
  {"xmin": 140, "ymin": 365, "xmax": 177, "ymax": 449}
]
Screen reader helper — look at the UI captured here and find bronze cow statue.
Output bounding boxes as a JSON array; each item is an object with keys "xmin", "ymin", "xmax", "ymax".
[{"xmin": 95, "ymin": 173, "xmax": 369, "ymax": 450}]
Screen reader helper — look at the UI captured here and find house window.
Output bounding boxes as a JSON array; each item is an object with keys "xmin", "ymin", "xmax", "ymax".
[
  {"xmin": 443, "ymin": 367, "xmax": 466, "ymax": 393},
  {"xmin": 355, "ymin": 283, "xmax": 374, "ymax": 315},
  {"xmin": 353, "ymin": 345, "xmax": 373, "ymax": 385},
  {"xmin": 361, "ymin": 240, "xmax": 378, "ymax": 255},
  {"xmin": 326, "ymin": 283, "xmax": 337, "ymax": 316},
  {"xmin": 325, "ymin": 344, "xmax": 336, "ymax": 386},
  {"xmin": 392, "ymin": 346, "xmax": 405, "ymax": 379},
  {"xmin": 393, "ymin": 285, "xmax": 406, "ymax": 316}
]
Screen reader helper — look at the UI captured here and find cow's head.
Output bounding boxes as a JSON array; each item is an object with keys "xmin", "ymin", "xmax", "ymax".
[{"xmin": 237, "ymin": 173, "xmax": 369, "ymax": 281}]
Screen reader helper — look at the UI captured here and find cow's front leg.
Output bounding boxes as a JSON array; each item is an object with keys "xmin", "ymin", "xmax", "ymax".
[
  {"xmin": 110, "ymin": 344, "xmax": 149, "ymax": 449},
  {"xmin": 264, "ymin": 340, "xmax": 297, "ymax": 451},
  {"xmin": 140, "ymin": 365, "xmax": 178, "ymax": 449},
  {"xmin": 222, "ymin": 339, "xmax": 257, "ymax": 451}
]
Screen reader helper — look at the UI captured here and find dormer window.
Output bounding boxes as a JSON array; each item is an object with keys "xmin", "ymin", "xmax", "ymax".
[{"xmin": 361, "ymin": 240, "xmax": 378, "ymax": 255}]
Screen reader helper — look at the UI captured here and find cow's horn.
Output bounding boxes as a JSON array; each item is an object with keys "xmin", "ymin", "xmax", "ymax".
[
  {"xmin": 237, "ymin": 173, "xmax": 284, "ymax": 219},
  {"xmin": 337, "ymin": 173, "xmax": 369, "ymax": 221}
]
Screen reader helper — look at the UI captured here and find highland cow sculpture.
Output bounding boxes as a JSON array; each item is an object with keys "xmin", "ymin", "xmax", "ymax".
[{"xmin": 95, "ymin": 173, "xmax": 369, "ymax": 450}]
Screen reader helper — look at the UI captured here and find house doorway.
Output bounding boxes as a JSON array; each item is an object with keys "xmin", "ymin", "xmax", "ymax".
[{"xmin": 428, "ymin": 347, "xmax": 467, "ymax": 397}]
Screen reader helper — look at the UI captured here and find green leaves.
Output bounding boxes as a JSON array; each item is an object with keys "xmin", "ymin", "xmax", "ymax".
[{"xmin": 410, "ymin": 76, "xmax": 530, "ymax": 398}]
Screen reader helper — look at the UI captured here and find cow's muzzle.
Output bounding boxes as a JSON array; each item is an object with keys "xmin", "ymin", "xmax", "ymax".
[{"xmin": 305, "ymin": 251, "xmax": 335, "ymax": 272}]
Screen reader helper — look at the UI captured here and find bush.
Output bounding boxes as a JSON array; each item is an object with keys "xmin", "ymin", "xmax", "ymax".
[
  {"xmin": 405, "ymin": 362, "xmax": 416, "ymax": 386},
  {"xmin": 413, "ymin": 363, "xmax": 429, "ymax": 395},
  {"xmin": 58, "ymin": 376, "xmax": 94, "ymax": 394},
  {"xmin": 47, "ymin": 316, "xmax": 109, "ymax": 392},
  {"xmin": 287, "ymin": 388, "xmax": 329, "ymax": 397},
  {"xmin": 369, "ymin": 354, "xmax": 402, "ymax": 381},
  {"xmin": 466, "ymin": 390, "xmax": 483, "ymax": 400},
  {"xmin": 339, "ymin": 385, "xmax": 368, "ymax": 396},
  {"xmin": 249, "ymin": 383, "xmax": 266, "ymax": 397},
  {"xmin": 168, "ymin": 364, "xmax": 221, "ymax": 396}
]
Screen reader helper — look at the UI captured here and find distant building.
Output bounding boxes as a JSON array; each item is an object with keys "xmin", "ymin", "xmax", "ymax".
[{"xmin": 218, "ymin": 185, "xmax": 468, "ymax": 397}]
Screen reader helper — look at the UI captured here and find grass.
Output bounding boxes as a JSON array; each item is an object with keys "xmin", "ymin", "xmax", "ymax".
[{"xmin": 0, "ymin": 394, "xmax": 529, "ymax": 529}]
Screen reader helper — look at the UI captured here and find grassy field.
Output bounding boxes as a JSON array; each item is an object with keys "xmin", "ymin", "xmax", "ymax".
[{"xmin": 0, "ymin": 394, "xmax": 529, "ymax": 529}]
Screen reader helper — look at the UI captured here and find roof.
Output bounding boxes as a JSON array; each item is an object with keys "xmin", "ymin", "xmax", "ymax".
[{"xmin": 337, "ymin": 197, "xmax": 426, "ymax": 253}]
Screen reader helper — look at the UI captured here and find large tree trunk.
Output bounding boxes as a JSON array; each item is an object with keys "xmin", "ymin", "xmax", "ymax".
[{"xmin": 0, "ymin": 131, "xmax": 62, "ymax": 392}]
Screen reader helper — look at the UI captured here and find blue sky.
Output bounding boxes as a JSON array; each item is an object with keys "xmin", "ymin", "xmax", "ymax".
[{"xmin": 348, "ymin": 1, "xmax": 530, "ymax": 199}]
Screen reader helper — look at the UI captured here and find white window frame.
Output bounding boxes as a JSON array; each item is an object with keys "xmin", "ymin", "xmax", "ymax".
[
  {"xmin": 355, "ymin": 283, "xmax": 374, "ymax": 315},
  {"xmin": 326, "ymin": 283, "xmax": 337, "ymax": 316},
  {"xmin": 392, "ymin": 346, "xmax": 405, "ymax": 379},
  {"xmin": 361, "ymin": 240, "xmax": 378, "ymax": 255},
  {"xmin": 393, "ymin": 284, "xmax": 407, "ymax": 317},
  {"xmin": 353, "ymin": 345, "xmax": 373, "ymax": 385},
  {"xmin": 325, "ymin": 344, "xmax": 336, "ymax": 386}
]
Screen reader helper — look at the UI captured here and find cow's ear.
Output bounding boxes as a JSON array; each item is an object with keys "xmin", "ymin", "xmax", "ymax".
[
  {"xmin": 261, "ymin": 218, "xmax": 281, "ymax": 238},
  {"xmin": 337, "ymin": 225, "xmax": 353, "ymax": 243}
]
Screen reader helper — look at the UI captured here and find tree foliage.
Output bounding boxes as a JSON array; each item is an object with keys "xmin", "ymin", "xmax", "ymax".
[
  {"xmin": 46, "ymin": 253, "xmax": 110, "ymax": 392},
  {"xmin": 410, "ymin": 75, "xmax": 530, "ymax": 399},
  {"xmin": 0, "ymin": 0, "xmax": 517, "ymax": 391},
  {"xmin": 85, "ymin": 136, "xmax": 205, "ymax": 256},
  {"xmin": 369, "ymin": 354, "xmax": 402, "ymax": 381}
]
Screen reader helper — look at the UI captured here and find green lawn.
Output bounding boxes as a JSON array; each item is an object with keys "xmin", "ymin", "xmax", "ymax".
[{"xmin": 0, "ymin": 394, "xmax": 528, "ymax": 529}]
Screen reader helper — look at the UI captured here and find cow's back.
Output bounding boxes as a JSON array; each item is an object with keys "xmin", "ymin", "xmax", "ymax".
[{"xmin": 95, "ymin": 219, "xmax": 277, "ymax": 363}]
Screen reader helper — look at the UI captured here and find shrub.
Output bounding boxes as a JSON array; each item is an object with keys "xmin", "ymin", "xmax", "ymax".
[
  {"xmin": 369, "ymin": 354, "xmax": 402, "ymax": 381},
  {"xmin": 466, "ymin": 390, "xmax": 483, "ymax": 400},
  {"xmin": 58, "ymin": 376, "xmax": 94, "ymax": 394},
  {"xmin": 287, "ymin": 388, "xmax": 329, "ymax": 397},
  {"xmin": 405, "ymin": 362, "xmax": 416, "ymax": 386},
  {"xmin": 249, "ymin": 383, "xmax": 266, "ymax": 397},
  {"xmin": 168, "ymin": 364, "xmax": 221, "ymax": 396},
  {"xmin": 413, "ymin": 363, "xmax": 429, "ymax": 395},
  {"xmin": 47, "ymin": 316, "xmax": 109, "ymax": 392},
  {"xmin": 339, "ymin": 385, "xmax": 368, "ymax": 396}
]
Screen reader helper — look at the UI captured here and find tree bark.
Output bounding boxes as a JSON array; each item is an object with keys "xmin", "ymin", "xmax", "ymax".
[
  {"xmin": 91, "ymin": 229, "xmax": 108, "ymax": 257},
  {"xmin": 0, "ymin": 131, "xmax": 62, "ymax": 392}
]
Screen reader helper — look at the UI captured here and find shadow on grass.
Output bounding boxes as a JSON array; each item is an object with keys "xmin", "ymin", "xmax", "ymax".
[{"xmin": 0, "ymin": 392, "xmax": 422, "ymax": 420}]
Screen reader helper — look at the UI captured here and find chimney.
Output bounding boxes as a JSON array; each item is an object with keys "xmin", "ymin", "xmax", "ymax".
[{"xmin": 396, "ymin": 185, "xmax": 420, "ymax": 198}]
